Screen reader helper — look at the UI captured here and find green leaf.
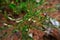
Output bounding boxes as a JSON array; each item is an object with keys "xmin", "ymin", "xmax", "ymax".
[
  {"xmin": 39, "ymin": 0, "xmax": 45, "ymax": 5},
  {"xmin": 20, "ymin": 2, "xmax": 26, "ymax": 8},
  {"xmin": 34, "ymin": 10, "xmax": 40, "ymax": 15},
  {"xmin": 9, "ymin": 3, "xmax": 16, "ymax": 9},
  {"xmin": 12, "ymin": 29, "xmax": 18, "ymax": 33},
  {"xmin": 15, "ymin": 0, "xmax": 19, "ymax": 2},
  {"xmin": 22, "ymin": 25, "xmax": 28, "ymax": 32}
]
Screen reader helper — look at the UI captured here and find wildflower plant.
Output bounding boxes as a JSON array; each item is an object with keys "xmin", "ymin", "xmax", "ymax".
[{"xmin": 0, "ymin": 0, "xmax": 60, "ymax": 40}]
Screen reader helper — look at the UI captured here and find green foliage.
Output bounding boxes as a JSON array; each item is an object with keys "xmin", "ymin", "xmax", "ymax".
[
  {"xmin": 0, "ymin": 0, "xmax": 58, "ymax": 40},
  {"xmin": 19, "ymin": 2, "xmax": 27, "ymax": 9},
  {"xmin": 39, "ymin": 0, "xmax": 45, "ymax": 5},
  {"xmin": 9, "ymin": 3, "xmax": 16, "ymax": 9},
  {"xmin": 12, "ymin": 29, "xmax": 19, "ymax": 33},
  {"xmin": 21, "ymin": 25, "xmax": 29, "ymax": 32},
  {"xmin": 21, "ymin": 25, "xmax": 29, "ymax": 40},
  {"xmin": 15, "ymin": 0, "xmax": 19, "ymax": 2},
  {"xmin": 0, "ymin": 26, "xmax": 8, "ymax": 31}
]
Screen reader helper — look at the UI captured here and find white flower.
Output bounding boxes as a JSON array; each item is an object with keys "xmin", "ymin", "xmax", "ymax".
[
  {"xmin": 28, "ymin": 18, "xmax": 31, "ymax": 21},
  {"xmin": 11, "ymin": 1, "xmax": 14, "ymax": 4},
  {"xmin": 36, "ymin": 0, "xmax": 40, "ymax": 3},
  {"xmin": 50, "ymin": 18, "xmax": 60, "ymax": 28},
  {"xmin": 26, "ymin": 29, "xmax": 28, "ymax": 31},
  {"xmin": 29, "ymin": 33, "xmax": 33, "ymax": 38},
  {"xmin": 33, "ymin": 20, "xmax": 36, "ymax": 23}
]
